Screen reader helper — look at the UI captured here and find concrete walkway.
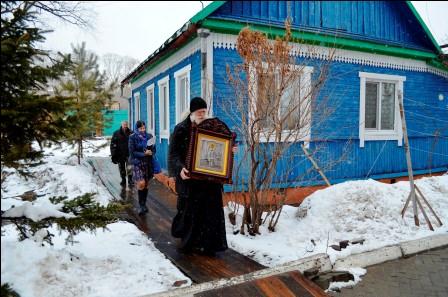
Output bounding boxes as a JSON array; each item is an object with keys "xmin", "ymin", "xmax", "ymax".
[{"xmin": 329, "ymin": 246, "xmax": 448, "ymax": 297}]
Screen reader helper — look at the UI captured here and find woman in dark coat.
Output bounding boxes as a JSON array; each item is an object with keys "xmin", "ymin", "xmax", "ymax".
[
  {"xmin": 129, "ymin": 120, "xmax": 156, "ymax": 215},
  {"xmin": 168, "ymin": 97, "xmax": 234, "ymax": 256}
]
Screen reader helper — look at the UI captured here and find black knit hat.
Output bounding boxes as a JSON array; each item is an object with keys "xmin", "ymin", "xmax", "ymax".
[
  {"xmin": 190, "ymin": 97, "xmax": 207, "ymax": 113},
  {"xmin": 135, "ymin": 120, "xmax": 145, "ymax": 129}
]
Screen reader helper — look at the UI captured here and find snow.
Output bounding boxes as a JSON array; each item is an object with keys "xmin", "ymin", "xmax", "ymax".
[
  {"xmin": 2, "ymin": 200, "xmax": 75, "ymax": 222},
  {"xmin": 327, "ymin": 267, "xmax": 366, "ymax": 292},
  {"xmin": 225, "ymin": 174, "xmax": 448, "ymax": 291},
  {"xmin": 1, "ymin": 138, "xmax": 191, "ymax": 297},
  {"xmin": 2, "ymin": 138, "xmax": 447, "ymax": 295},
  {"xmin": 1, "ymin": 222, "xmax": 191, "ymax": 297},
  {"xmin": 225, "ymin": 176, "xmax": 448, "ymax": 267}
]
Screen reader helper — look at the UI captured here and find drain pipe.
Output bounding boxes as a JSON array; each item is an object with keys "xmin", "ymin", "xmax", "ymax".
[{"xmin": 197, "ymin": 28, "xmax": 211, "ymax": 115}]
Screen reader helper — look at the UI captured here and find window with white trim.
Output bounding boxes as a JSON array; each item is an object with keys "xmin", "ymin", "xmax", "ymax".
[
  {"xmin": 174, "ymin": 64, "xmax": 191, "ymax": 123},
  {"xmin": 250, "ymin": 64, "xmax": 313, "ymax": 142},
  {"xmin": 134, "ymin": 92, "xmax": 140, "ymax": 123},
  {"xmin": 146, "ymin": 84, "xmax": 155, "ymax": 135},
  {"xmin": 158, "ymin": 76, "xmax": 170, "ymax": 139},
  {"xmin": 359, "ymin": 72, "xmax": 404, "ymax": 147}
]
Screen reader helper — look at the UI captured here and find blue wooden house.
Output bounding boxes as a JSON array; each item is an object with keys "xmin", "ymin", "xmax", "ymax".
[{"xmin": 121, "ymin": 1, "xmax": 447, "ymax": 191}]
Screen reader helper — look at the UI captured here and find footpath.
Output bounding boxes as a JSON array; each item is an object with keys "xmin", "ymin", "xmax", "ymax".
[{"xmin": 89, "ymin": 157, "xmax": 447, "ymax": 297}]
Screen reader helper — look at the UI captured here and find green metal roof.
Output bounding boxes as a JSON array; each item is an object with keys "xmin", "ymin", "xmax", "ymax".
[{"xmin": 190, "ymin": 1, "xmax": 226, "ymax": 24}]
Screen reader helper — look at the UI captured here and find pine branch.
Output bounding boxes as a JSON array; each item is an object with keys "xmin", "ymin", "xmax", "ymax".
[{"xmin": 2, "ymin": 193, "xmax": 125, "ymax": 245}]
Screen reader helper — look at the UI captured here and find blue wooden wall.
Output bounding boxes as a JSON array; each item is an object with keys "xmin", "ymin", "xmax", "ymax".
[
  {"xmin": 210, "ymin": 1, "xmax": 435, "ymax": 52},
  {"xmin": 130, "ymin": 51, "xmax": 201, "ymax": 172},
  {"xmin": 213, "ymin": 47, "xmax": 448, "ymax": 189}
]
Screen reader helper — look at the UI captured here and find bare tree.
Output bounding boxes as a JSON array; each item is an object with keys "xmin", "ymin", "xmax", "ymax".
[
  {"xmin": 33, "ymin": 1, "xmax": 94, "ymax": 29},
  {"xmin": 223, "ymin": 22, "xmax": 347, "ymax": 235},
  {"xmin": 101, "ymin": 53, "xmax": 139, "ymax": 86}
]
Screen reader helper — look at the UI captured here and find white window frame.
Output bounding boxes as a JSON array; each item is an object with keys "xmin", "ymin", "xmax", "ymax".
[
  {"xmin": 128, "ymin": 98, "xmax": 132, "ymax": 127},
  {"xmin": 134, "ymin": 92, "xmax": 140, "ymax": 123},
  {"xmin": 146, "ymin": 84, "xmax": 155, "ymax": 135},
  {"xmin": 359, "ymin": 72, "xmax": 404, "ymax": 148},
  {"xmin": 249, "ymin": 64, "xmax": 314, "ymax": 143},
  {"xmin": 174, "ymin": 64, "xmax": 191, "ymax": 124},
  {"xmin": 158, "ymin": 76, "xmax": 170, "ymax": 140}
]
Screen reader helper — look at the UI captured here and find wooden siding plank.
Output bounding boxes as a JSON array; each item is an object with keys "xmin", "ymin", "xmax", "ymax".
[
  {"xmin": 269, "ymin": 1, "xmax": 278, "ymax": 21},
  {"xmin": 209, "ymin": 1, "xmax": 436, "ymax": 51},
  {"xmin": 195, "ymin": 271, "xmax": 327, "ymax": 297},
  {"xmin": 251, "ymin": 1, "xmax": 260, "ymax": 19}
]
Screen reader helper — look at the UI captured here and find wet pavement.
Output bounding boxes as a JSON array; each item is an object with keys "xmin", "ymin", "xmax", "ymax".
[{"xmin": 329, "ymin": 246, "xmax": 448, "ymax": 297}]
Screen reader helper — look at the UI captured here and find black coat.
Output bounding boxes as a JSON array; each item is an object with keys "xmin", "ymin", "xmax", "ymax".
[
  {"xmin": 110, "ymin": 127, "xmax": 132, "ymax": 162},
  {"xmin": 168, "ymin": 116, "xmax": 228, "ymax": 253}
]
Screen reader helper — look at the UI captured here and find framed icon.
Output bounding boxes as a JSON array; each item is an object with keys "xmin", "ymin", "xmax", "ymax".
[{"xmin": 185, "ymin": 118, "xmax": 235, "ymax": 184}]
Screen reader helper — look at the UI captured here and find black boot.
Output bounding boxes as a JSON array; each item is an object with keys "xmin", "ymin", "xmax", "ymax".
[
  {"xmin": 128, "ymin": 175, "xmax": 134, "ymax": 187},
  {"xmin": 137, "ymin": 189, "xmax": 148, "ymax": 215}
]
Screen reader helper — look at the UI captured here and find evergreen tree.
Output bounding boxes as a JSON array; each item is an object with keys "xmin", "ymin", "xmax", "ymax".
[
  {"xmin": 57, "ymin": 42, "xmax": 115, "ymax": 164},
  {"xmin": 3, "ymin": 193, "xmax": 125, "ymax": 246},
  {"xmin": 1, "ymin": 1, "xmax": 73, "ymax": 168}
]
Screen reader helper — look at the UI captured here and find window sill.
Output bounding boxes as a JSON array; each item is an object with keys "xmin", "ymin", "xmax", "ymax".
[{"xmin": 361, "ymin": 130, "xmax": 402, "ymax": 147}]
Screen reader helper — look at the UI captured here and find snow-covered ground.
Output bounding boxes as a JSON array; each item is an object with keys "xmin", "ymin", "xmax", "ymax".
[
  {"xmin": 2, "ymin": 139, "xmax": 447, "ymax": 295},
  {"xmin": 225, "ymin": 174, "xmax": 448, "ymax": 290},
  {"xmin": 1, "ymin": 139, "xmax": 191, "ymax": 297},
  {"xmin": 225, "ymin": 175, "xmax": 448, "ymax": 267}
]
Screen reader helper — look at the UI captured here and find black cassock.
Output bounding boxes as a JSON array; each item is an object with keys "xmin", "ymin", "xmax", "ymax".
[{"xmin": 168, "ymin": 117, "xmax": 228, "ymax": 253}]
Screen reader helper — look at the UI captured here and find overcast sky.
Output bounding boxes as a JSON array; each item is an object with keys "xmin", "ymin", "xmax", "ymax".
[{"xmin": 41, "ymin": 1, "xmax": 448, "ymax": 62}]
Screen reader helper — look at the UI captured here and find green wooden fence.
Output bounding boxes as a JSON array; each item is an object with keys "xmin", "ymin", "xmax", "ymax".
[{"xmin": 102, "ymin": 110, "xmax": 128, "ymax": 136}]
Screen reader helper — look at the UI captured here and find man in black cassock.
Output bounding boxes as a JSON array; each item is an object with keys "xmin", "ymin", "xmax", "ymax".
[{"xmin": 168, "ymin": 97, "xmax": 232, "ymax": 256}]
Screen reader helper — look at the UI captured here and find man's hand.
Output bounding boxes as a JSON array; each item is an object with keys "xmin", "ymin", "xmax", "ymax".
[
  {"xmin": 144, "ymin": 149, "xmax": 153, "ymax": 156},
  {"xmin": 180, "ymin": 167, "xmax": 190, "ymax": 180}
]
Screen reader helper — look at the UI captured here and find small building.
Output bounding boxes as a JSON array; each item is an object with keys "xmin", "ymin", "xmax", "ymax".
[{"xmin": 121, "ymin": 1, "xmax": 447, "ymax": 195}]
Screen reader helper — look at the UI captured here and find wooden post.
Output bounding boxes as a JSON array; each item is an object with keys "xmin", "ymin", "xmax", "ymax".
[
  {"xmin": 415, "ymin": 185, "xmax": 443, "ymax": 226},
  {"xmin": 301, "ymin": 144, "xmax": 331, "ymax": 186},
  {"xmin": 398, "ymin": 90, "xmax": 419, "ymax": 226}
]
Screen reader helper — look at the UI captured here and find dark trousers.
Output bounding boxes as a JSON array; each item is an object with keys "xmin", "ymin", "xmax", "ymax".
[{"xmin": 118, "ymin": 159, "xmax": 132, "ymax": 181}]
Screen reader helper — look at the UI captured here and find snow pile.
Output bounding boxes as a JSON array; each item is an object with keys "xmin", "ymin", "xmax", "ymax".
[
  {"xmin": 1, "ymin": 139, "xmax": 191, "ymax": 297},
  {"xmin": 1, "ymin": 222, "xmax": 191, "ymax": 297},
  {"xmin": 1, "ymin": 139, "xmax": 112, "ymax": 212},
  {"xmin": 225, "ymin": 175, "xmax": 448, "ymax": 267}
]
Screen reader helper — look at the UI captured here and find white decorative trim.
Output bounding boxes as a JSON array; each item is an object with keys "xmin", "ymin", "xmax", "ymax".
[
  {"xmin": 131, "ymin": 39, "xmax": 200, "ymax": 89},
  {"xmin": 134, "ymin": 92, "xmax": 140, "ymax": 123},
  {"xmin": 207, "ymin": 33, "xmax": 214, "ymax": 116},
  {"xmin": 174, "ymin": 64, "xmax": 191, "ymax": 124},
  {"xmin": 359, "ymin": 72, "xmax": 405, "ymax": 147},
  {"xmin": 211, "ymin": 33, "xmax": 448, "ymax": 78},
  {"xmin": 158, "ymin": 76, "xmax": 170, "ymax": 140},
  {"xmin": 146, "ymin": 83, "xmax": 155, "ymax": 135},
  {"xmin": 127, "ymin": 98, "xmax": 132, "ymax": 128},
  {"xmin": 359, "ymin": 72, "xmax": 406, "ymax": 81},
  {"xmin": 174, "ymin": 64, "xmax": 191, "ymax": 78},
  {"xmin": 427, "ymin": 65, "xmax": 448, "ymax": 78}
]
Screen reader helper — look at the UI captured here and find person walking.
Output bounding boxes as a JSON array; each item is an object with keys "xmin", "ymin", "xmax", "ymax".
[
  {"xmin": 168, "ymin": 97, "xmax": 236, "ymax": 256},
  {"xmin": 110, "ymin": 121, "xmax": 133, "ymax": 187},
  {"xmin": 129, "ymin": 120, "xmax": 156, "ymax": 215}
]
